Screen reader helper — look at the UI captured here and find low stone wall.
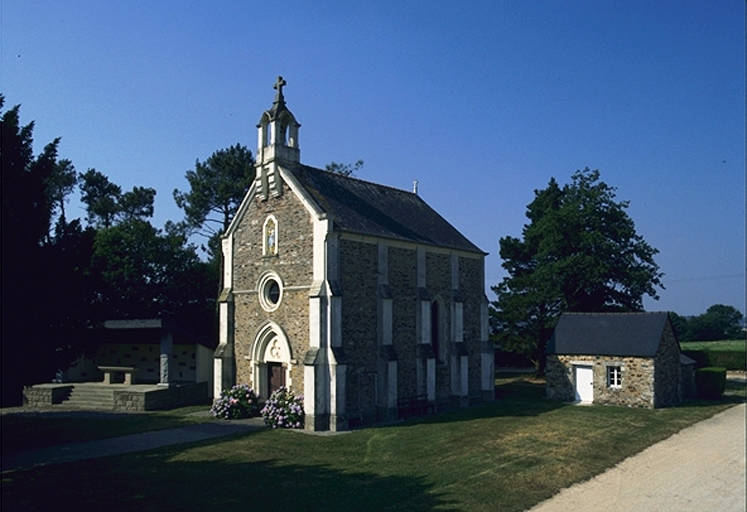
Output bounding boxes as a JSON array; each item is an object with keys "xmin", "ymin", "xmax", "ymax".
[
  {"xmin": 113, "ymin": 382, "xmax": 209, "ymax": 411},
  {"xmin": 22, "ymin": 382, "xmax": 208, "ymax": 411},
  {"xmin": 23, "ymin": 384, "xmax": 73, "ymax": 406}
]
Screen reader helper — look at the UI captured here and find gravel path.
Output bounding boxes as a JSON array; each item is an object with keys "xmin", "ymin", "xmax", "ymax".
[{"xmin": 528, "ymin": 402, "xmax": 746, "ymax": 512}]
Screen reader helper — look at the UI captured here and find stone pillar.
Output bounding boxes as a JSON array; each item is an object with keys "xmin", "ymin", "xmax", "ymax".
[
  {"xmin": 329, "ymin": 346, "xmax": 347, "ymax": 431},
  {"xmin": 328, "ymin": 289, "xmax": 347, "ymax": 432},
  {"xmin": 159, "ymin": 330, "xmax": 173, "ymax": 387},
  {"xmin": 214, "ymin": 290, "xmax": 235, "ymax": 398},
  {"xmin": 303, "ymin": 347, "xmax": 330, "ymax": 431}
]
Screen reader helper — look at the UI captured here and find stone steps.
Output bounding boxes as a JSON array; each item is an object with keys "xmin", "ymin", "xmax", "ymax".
[{"xmin": 62, "ymin": 386, "xmax": 116, "ymax": 409}]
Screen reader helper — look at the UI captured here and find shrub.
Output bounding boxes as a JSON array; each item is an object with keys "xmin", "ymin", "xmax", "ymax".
[
  {"xmin": 211, "ymin": 384, "xmax": 260, "ymax": 419},
  {"xmin": 681, "ymin": 349, "xmax": 746, "ymax": 371},
  {"xmin": 695, "ymin": 367, "xmax": 727, "ymax": 399},
  {"xmin": 261, "ymin": 386, "xmax": 304, "ymax": 429}
]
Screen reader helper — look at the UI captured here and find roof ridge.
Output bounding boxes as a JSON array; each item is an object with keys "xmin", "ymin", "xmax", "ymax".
[{"xmin": 301, "ymin": 164, "xmax": 420, "ymax": 197}]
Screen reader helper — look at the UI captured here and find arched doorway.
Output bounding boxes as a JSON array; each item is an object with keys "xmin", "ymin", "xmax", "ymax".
[{"xmin": 251, "ymin": 322, "xmax": 293, "ymax": 398}]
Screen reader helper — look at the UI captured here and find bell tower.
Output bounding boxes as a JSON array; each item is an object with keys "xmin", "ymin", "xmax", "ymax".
[{"xmin": 256, "ymin": 76, "xmax": 301, "ymax": 200}]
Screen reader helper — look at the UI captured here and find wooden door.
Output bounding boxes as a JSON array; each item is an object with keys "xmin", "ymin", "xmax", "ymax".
[{"xmin": 267, "ymin": 362, "xmax": 285, "ymax": 395}]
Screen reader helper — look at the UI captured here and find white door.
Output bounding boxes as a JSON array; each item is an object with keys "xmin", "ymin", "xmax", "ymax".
[{"xmin": 574, "ymin": 365, "xmax": 594, "ymax": 403}]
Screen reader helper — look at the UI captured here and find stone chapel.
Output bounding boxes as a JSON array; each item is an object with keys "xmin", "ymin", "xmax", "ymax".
[{"xmin": 214, "ymin": 77, "xmax": 494, "ymax": 431}]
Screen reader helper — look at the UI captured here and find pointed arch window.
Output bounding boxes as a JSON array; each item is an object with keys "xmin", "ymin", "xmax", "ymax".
[{"xmin": 263, "ymin": 216, "xmax": 278, "ymax": 256}]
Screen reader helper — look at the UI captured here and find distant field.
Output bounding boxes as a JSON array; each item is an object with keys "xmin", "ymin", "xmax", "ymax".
[{"xmin": 680, "ymin": 339, "xmax": 746, "ymax": 352}]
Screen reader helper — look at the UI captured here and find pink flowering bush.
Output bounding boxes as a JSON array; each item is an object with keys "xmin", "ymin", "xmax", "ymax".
[
  {"xmin": 211, "ymin": 384, "xmax": 260, "ymax": 419},
  {"xmin": 261, "ymin": 386, "xmax": 305, "ymax": 429}
]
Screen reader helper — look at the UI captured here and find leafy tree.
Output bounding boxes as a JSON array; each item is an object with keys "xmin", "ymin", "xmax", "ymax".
[
  {"xmin": 1, "ymin": 97, "xmax": 217, "ymax": 406},
  {"xmin": 686, "ymin": 304, "xmax": 744, "ymax": 341},
  {"xmin": 41, "ymin": 219, "xmax": 98, "ymax": 364},
  {"xmin": 90, "ymin": 218, "xmax": 215, "ymax": 333},
  {"xmin": 325, "ymin": 159, "xmax": 364, "ymax": 177},
  {"xmin": 80, "ymin": 169, "xmax": 156, "ymax": 227},
  {"xmin": 118, "ymin": 185, "xmax": 156, "ymax": 222},
  {"xmin": 1, "ymin": 97, "xmax": 64, "ymax": 404},
  {"xmin": 45, "ymin": 158, "xmax": 78, "ymax": 228},
  {"xmin": 491, "ymin": 168, "xmax": 663, "ymax": 373},
  {"xmin": 80, "ymin": 168, "xmax": 122, "ymax": 228},
  {"xmin": 173, "ymin": 143, "xmax": 255, "ymax": 252},
  {"xmin": 668, "ymin": 311, "xmax": 689, "ymax": 341}
]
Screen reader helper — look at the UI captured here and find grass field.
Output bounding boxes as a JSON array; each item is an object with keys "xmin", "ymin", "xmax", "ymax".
[
  {"xmin": 1, "ymin": 376, "xmax": 743, "ymax": 512},
  {"xmin": 680, "ymin": 339, "xmax": 746, "ymax": 352}
]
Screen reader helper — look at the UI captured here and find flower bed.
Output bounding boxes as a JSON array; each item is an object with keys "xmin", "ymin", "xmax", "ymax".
[
  {"xmin": 211, "ymin": 384, "xmax": 260, "ymax": 419},
  {"xmin": 261, "ymin": 387, "xmax": 304, "ymax": 429}
]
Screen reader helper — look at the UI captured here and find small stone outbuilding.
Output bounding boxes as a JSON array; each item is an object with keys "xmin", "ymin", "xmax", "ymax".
[
  {"xmin": 545, "ymin": 312, "xmax": 695, "ymax": 408},
  {"xmin": 215, "ymin": 78, "xmax": 494, "ymax": 431}
]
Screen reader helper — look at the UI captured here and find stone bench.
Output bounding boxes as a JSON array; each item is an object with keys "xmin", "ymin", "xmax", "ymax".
[
  {"xmin": 99, "ymin": 366, "xmax": 137, "ymax": 385},
  {"xmin": 397, "ymin": 394, "xmax": 433, "ymax": 419}
]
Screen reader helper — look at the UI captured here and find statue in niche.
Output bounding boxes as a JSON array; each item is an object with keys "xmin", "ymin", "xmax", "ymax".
[{"xmin": 265, "ymin": 218, "xmax": 277, "ymax": 255}]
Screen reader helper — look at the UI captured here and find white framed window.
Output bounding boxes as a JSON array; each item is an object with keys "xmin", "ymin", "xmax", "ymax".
[
  {"xmin": 607, "ymin": 365, "xmax": 622, "ymax": 388},
  {"xmin": 258, "ymin": 272, "xmax": 283, "ymax": 312},
  {"xmin": 263, "ymin": 216, "xmax": 278, "ymax": 256}
]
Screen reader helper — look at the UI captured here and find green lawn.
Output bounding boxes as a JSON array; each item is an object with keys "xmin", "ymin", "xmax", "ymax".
[
  {"xmin": 1, "ymin": 378, "xmax": 742, "ymax": 512},
  {"xmin": 680, "ymin": 339, "xmax": 746, "ymax": 352}
]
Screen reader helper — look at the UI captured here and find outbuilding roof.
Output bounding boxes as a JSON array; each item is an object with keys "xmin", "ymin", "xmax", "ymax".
[
  {"xmin": 102, "ymin": 319, "xmax": 212, "ymax": 348},
  {"xmin": 294, "ymin": 165, "xmax": 485, "ymax": 254},
  {"xmin": 546, "ymin": 312, "xmax": 672, "ymax": 357}
]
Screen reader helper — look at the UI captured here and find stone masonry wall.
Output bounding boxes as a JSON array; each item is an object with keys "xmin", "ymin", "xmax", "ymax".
[
  {"xmin": 389, "ymin": 246, "xmax": 418, "ymax": 398},
  {"xmin": 460, "ymin": 255, "xmax": 485, "ymax": 401},
  {"xmin": 23, "ymin": 384, "xmax": 72, "ymax": 406},
  {"xmin": 546, "ymin": 354, "xmax": 657, "ymax": 408},
  {"xmin": 426, "ymin": 251, "xmax": 452, "ymax": 403},
  {"xmin": 339, "ymin": 238, "xmax": 379, "ymax": 417},
  {"xmin": 231, "ymin": 189, "xmax": 313, "ymax": 397},
  {"xmin": 545, "ymin": 355, "xmax": 575, "ymax": 402},
  {"xmin": 654, "ymin": 322, "xmax": 681, "ymax": 407}
]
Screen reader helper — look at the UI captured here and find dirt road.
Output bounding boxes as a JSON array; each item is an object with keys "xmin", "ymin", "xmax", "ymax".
[{"xmin": 528, "ymin": 403, "xmax": 746, "ymax": 512}]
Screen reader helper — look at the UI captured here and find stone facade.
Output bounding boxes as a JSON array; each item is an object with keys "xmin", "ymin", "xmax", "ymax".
[
  {"xmin": 546, "ymin": 354, "xmax": 657, "ymax": 408},
  {"xmin": 216, "ymin": 79, "xmax": 494, "ymax": 431},
  {"xmin": 545, "ymin": 313, "xmax": 688, "ymax": 409},
  {"xmin": 230, "ymin": 189, "xmax": 313, "ymax": 396}
]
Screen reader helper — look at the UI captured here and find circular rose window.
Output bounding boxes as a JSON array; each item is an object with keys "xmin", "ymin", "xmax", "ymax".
[{"xmin": 258, "ymin": 273, "xmax": 283, "ymax": 312}]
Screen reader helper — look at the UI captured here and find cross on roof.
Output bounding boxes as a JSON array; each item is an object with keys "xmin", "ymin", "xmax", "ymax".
[{"xmin": 273, "ymin": 76, "xmax": 286, "ymax": 102}]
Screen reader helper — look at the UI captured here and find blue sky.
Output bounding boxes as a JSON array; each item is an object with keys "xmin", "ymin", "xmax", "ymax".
[{"xmin": 2, "ymin": 1, "xmax": 744, "ymax": 317}]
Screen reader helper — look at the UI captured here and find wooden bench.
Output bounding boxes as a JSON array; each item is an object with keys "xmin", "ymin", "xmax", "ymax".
[
  {"xmin": 397, "ymin": 394, "xmax": 434, "ymax": 419},
  {"xmin": 99, "ymin": 366, "xmax": 137, "ymax": 385}
]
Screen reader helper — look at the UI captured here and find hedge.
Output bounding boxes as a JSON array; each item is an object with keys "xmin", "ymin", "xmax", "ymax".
[
  {"xmin": 682, "ymin": 349, "xmax": 746, "ymax": 371},
  {"xmin": 694, "ymin": 367, "xmax": 727, "ymax": 399}
]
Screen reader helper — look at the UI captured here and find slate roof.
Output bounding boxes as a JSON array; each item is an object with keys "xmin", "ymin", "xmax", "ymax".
[
  {"xmin": 294, "ymin": 165, "xmax": 484, "ymax": 254},
  {"xmin": 546, "ymin": 312, "xmax": 671, "ymax": 357}
]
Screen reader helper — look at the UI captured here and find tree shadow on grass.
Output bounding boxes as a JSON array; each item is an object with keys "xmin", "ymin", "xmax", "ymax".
[
  {"xmin": 1, "ymin": 446, "xmax": 452, "ymax": 512},
  {"xmin": 0, "ymin": 408, "xmax": 213, "ymax": 454}
]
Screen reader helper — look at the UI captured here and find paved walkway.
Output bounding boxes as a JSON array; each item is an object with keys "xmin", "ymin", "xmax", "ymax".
[
  {"xmin": 528, "ymin": 403, "xmax": 746, "ymax": 512},
  {"xmin": 1, "ymin": 417, "xmax": 265, "ymax": 473}
]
